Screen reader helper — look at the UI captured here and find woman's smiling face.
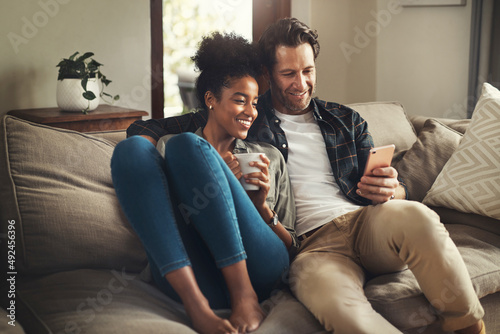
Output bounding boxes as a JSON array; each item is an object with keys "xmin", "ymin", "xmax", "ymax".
[{"xmin": 209, "ymin": 75, "xmax": 259, "ymax": 140}]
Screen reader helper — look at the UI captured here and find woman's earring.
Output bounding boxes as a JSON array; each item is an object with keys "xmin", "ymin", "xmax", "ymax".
[{"xmin": 209, "ymin": 105, "xmax": 213, "ymax": 110}]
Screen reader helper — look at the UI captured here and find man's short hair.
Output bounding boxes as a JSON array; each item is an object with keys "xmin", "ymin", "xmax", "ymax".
[{"xmin": 258, "ymin": 17, "xmax": 320, "ymax": 72}]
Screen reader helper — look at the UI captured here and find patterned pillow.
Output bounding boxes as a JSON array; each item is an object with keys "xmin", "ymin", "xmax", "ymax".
[{"xmin": 423, "ymin": 83, "xmax": 500, "ymax": 219}]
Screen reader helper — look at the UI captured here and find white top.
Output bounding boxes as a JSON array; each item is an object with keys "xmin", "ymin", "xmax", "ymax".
[{"xmin": 274, "ymin": 109, "xmax": 360, "ymax": 236}]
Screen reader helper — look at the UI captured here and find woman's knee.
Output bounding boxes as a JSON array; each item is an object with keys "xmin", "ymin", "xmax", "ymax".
[
  {"xmin": 165, "ymin": 132, "xmax": 202, "ymax": 157},
  {"xmin": 111, "ymin": 136, "xmax": 159, "ymax": 174}
]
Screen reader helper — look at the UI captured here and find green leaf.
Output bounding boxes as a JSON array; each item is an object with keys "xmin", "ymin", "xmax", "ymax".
[
  {"xmin": 76, "ymin": 52, "xmax": 94, "ymax": 63},
  {"xmin": 69, "ymin": 51, "xmax": 79, "ymax": 60},
  {"xmin": 88, "ymin": 59, "xmax": 102, "ymax": 68},
  {"xmin": 83, "ymin": 91, "xmax": 96, "ymax": 100},
  {"xmin": 87, "ymin": 60, "xmax": 99, "ymax": 73},
  {"xmin": 76, "ymin": 62, "xmax": 86, "ymax": 75},
  {"xmin": 81, "ymin": 77, "xmax": 88, "ymax": 91}
]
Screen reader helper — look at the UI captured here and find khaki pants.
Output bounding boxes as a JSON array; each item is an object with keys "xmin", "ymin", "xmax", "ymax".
[{"xmin": 289, "ymin": 200, "xmax": 484, "ymax": 333}]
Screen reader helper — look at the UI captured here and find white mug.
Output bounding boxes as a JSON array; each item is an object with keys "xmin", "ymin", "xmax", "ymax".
[{"xmin": 234, "ymin": 153, "xmax": 264, "ymax": 191}]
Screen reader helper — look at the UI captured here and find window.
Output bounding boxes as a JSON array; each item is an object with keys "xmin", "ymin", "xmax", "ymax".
[
  {"xmin": 150, "ymin": 0, "xmax": 291, "ymax": 119},
  {"xmin": 162, "ymin": 0, "xmax": 253, "ymax": 117}
]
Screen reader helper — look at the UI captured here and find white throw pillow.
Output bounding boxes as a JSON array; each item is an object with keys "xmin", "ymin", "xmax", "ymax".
[{"xmin": 423, "ymin": 83, "xmax": 500, "ymax": 219}]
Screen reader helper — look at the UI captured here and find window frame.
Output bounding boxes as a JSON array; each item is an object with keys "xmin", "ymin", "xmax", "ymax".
[{"xmin": 149, "ymin": 0, "xmax": 290, "ymax": 119}]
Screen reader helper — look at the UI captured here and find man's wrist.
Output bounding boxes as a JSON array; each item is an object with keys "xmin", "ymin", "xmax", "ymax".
[{"xmin": 394, "ymin": 182, "xmax": 406, "ymax": 200}]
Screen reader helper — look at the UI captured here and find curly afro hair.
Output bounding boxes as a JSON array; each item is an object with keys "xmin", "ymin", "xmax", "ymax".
[{"xmin": 191, "ymin": 32, "xmax": 261, "ymax": 110}]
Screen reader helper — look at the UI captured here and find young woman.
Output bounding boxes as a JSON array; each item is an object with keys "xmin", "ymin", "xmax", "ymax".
[{"xmin": 111, "ymin": 32, "xmax": 298, "ymax": 334}]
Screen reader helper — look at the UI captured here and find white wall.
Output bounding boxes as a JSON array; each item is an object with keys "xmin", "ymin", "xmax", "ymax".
[
  {"xmin": 1, "ymin": 1, "xmax": 472, "ymax": 120},
  {"xmin": 311, "ymin": 0, "xmax": 379, "ymax": 105},
  {"xmin": 295, "ymin": 0, "xmax": 472, "ymax": 119},
  {"xmin": 0, "ymin": 0, "xmax": 151, "ymax": 117},
  {"xmin": 376, "ymin": 0, "xmax": 471, "ymax": 118}
]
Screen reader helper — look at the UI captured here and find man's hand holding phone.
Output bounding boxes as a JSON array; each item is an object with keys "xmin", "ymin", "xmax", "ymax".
[{"xmin": 357, "ymin": 145, "xmax": 400, "ymax": 204}]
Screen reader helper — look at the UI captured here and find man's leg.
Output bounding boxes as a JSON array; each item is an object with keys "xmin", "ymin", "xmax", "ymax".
[
  {"xmin": 357, "ymin": 200, "xmax": 484, "ymax": 332},
  {"xmin": 289, "ymin": 222, "xmax": 402, "ymax": 334}
]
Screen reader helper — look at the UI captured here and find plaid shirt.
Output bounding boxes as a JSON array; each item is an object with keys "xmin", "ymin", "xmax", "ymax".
[
  {"xmin": 128, "ymin": 91, "xmax": 389, "ymax": 206},
  {"xmin": 247, "ymin": 91, "xmax": 374, "ymax": 206}
]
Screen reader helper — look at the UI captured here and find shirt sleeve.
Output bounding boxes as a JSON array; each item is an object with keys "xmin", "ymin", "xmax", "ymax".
[
  {"xmin": 126, "ymin": 111, "xmax": 208, "ymax": 141},
  {"xmin": 272, "ymin": 147, "xmax": 300, "ymax": 259},
  {"xmin": 353, "ymin": 113, "xmax": 376, "ymax": 205},
  {"xmin": 127, "ymin": 118, "xmax": 172, "ymax": 141}
]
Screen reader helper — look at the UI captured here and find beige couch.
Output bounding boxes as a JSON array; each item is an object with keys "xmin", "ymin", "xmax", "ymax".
[{"xmin": 1, "ymin": 101, "xmax": 499, "ymax": 334}]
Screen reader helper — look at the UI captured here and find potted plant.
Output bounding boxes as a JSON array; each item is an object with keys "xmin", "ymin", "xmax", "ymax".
[{"xmin": 56, "ymin": 51, "xmax": 119, "ymax": 114}]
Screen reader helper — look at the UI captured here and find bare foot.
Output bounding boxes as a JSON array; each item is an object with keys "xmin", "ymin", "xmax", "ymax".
[
  {"xmin": 229, "ymin": 291, "xmax": 265, "ymax": 333},
  {"xmin": 184, "ymin": 297, "xmax": 237, "ymax": 334},
  {"xmin": 456, "ymin": 320, "xmax": 484, "ymax": 334},
  {"xmin": 165, "ymin": 267, "xmax": 237, "ymax": 334}
]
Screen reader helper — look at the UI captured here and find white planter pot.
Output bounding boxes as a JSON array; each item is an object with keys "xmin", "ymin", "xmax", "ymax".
[{"xmin": 56, "ymin": 78, "xmax": 100, "ymax": 112}]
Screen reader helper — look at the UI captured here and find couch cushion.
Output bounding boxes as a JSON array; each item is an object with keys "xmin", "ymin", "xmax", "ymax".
[
  {"xmin": 410, "ymin": 115, "xmax": 471, "ymax": 136},
  {"xmin": 432, "ymin": 206, "xmax": 500, "ymax": 237},
  {"xmin": 435, "ymin": 118, "xmax": 471, "ymax": 135},
  {"xmin": 423, "ymin": 83, "xmax": 500, "ymax": 220},
  {"xmin": 396, "ymin": 119, "xmax": 463, "ymax": 202},
  {"xmin": 17, "ymin": 269, "xmax": 327, "ymax": 334},
  {"xmin": 348, "ymin": 101, "xmax": 417, "ymax": 157},
  {"xmin": 0, "ymin": 308, "xmax": 25, "ymax": 333},
  {"xmin": 0, "ymin": 116, "xmax": 146, "ymax": 275},
  {"xmin": 365, "ymin": 224, "xmax": 500, "ymax": 330},
  {"xmin": 87, "ymin": 129, "xmax": 127, "ymax": 145},
  {"xmin": 17, "ymin": 269, "xmax": 195, "ymax": 334}
]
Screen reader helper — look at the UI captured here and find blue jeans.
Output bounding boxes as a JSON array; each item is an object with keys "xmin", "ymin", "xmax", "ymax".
[{"xmin": 111, "ymin": 133, "xmax": 289, "ymax": 308}]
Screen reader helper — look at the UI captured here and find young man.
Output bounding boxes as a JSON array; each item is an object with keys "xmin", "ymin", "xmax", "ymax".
[
  {"xmin": 127, "ymin": 18, "xmax": 485, "ymax": 334},
  {"xmin": 251, "ymin": 18, "xmax": 485, "ymax": 334}
]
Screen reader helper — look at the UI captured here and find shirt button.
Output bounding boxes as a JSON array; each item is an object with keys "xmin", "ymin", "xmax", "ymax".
[
  {"xmin": 274, "ymin": 119, "xmax": 279, "ymax": 123},
  {"xmin": 282, "ymin": 144, "xmax": 287, "ymax": 148}
]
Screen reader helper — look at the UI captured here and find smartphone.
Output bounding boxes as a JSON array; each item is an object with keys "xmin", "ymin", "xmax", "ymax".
[{"xmin": 363, "ymin": 144, "xmax": 395, "ymax": 176}]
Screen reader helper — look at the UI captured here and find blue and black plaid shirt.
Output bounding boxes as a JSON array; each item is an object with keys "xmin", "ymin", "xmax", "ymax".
[{"xmin": 128, "ymin": 90, "xmax": 384, "ymax": 206}]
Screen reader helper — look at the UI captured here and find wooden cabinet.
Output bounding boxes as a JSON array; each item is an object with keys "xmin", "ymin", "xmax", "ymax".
[{"xmin": 8, "ymin": 105, "xmax": 148, "ymax": 133}]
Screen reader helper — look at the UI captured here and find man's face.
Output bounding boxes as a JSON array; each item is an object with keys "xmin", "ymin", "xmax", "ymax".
[{"xmin": 269, "ymin": 43, "xmax": 316, "ymax": 115}]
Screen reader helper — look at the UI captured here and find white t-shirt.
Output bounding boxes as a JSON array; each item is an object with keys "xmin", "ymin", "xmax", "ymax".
[{"xmin": 274, "ymin": 109, "xmax": 361, "ymax": 236}]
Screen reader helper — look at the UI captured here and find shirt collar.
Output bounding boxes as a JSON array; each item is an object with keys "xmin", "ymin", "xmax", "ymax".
[
  {"xmin": 310, "ymin": 99, "xmax": 323, "ymax": 120},
  {"xmin": 195, "ymin": 127, "xmax": 249, "ymax": 153}
]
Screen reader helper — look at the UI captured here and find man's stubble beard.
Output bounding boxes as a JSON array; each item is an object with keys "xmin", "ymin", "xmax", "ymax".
[{"xmin": 270, "ymin": 78, "xmax": 317, "ymax": 114}]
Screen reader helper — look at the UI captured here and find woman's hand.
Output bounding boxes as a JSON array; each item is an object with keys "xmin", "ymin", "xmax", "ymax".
[
  {"xmin": 244, "ymin": 154, "xmax": 271, "ymax": 211},
  {"xmin": 223, "ymin": 152, "xmax": 271, "ymax": 211},
  {"xmin": 222, "ymin": 152, "xmax": 243, "ymax": 180}
]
